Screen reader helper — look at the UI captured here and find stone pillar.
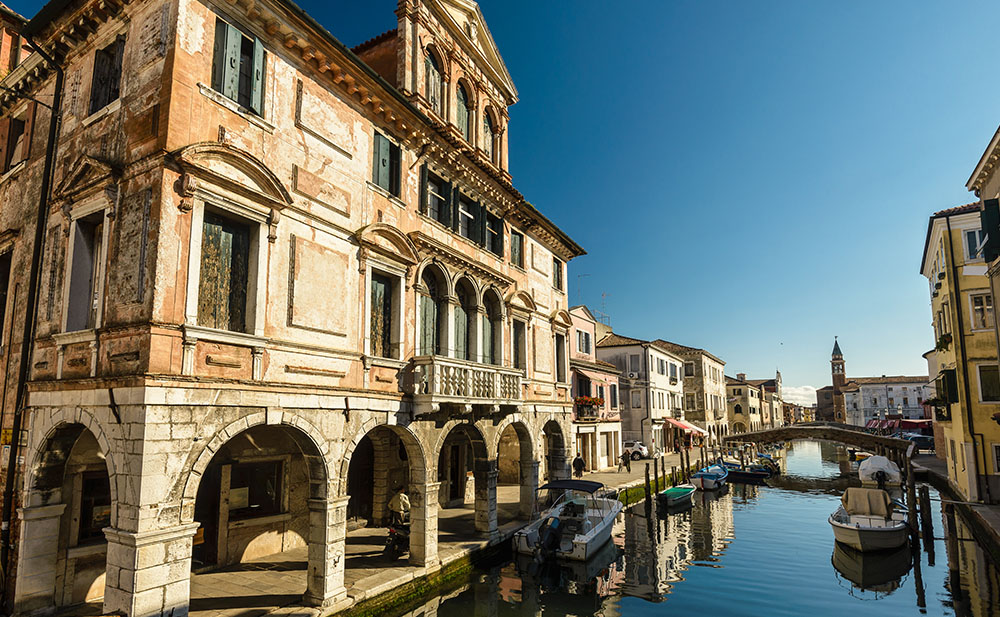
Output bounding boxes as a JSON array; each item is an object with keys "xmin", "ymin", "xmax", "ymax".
[
  {"xmin": 474, "ymin": 460, "xmax": 498, "ymax": 535},
  {"xmin": 370, "ymin": 432, "xmax": 392, "ymax": 525},
  {"xmin": 103, "ymin": 523, "xmax": 199, "ymax": 617},
  {"xmin": 409, "ymin": 480, "xmax": 440, "ymax": 567},
  {"xmin": 519, "ymin": 461, "xmax": 539, "ymax": 520},
  {"xmin": 303, "ymin": 497, "xmax": 349, "ymax": 608},
  {"xmin": 13, "ymin": 503, "xmax": 67, "ymax": 614},
  {"xmin": 548, "ymin": 449, "xmax": 570, "ymax": 482}
]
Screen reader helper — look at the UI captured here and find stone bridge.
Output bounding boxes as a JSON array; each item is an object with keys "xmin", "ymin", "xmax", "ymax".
[{"xmin": 722, "ymin": 422, "xmax": 915, "ymax": 457}]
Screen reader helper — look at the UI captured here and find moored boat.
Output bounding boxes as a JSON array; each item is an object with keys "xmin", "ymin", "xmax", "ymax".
[
  {"xmin": 828, "ymin": 487, "xmax": 908, "ymax": 552},
  {"xmin": 691, "ymin": 464, "xmax": 728, "ymax": 490},
  {"xmin": 656, "ymin": 483, "xmax": 696, "ymax": 508},
  {"xmin": 513, "ymin": 479, "xmax": 623, "ymax": 562},
  {"xmin": 858, "ymin": 455, "xmax": 902, "ymax": 488}
]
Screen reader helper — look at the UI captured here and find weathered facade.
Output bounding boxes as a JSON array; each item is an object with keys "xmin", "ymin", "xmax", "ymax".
[
  {"xmin": 0, "ymin": 0, "xmax": 584, "ymax": 615},
  {"xmin": 840, "ymin": 375, "xmax": 931, "ymax": 427},
  {"xmin": 568, "ymin": 306, "xmax": 620, "ymax": 471},
  {"xmin": 725, "ymin": 374, "xmax": 763, "ymax": 434},
  {"xmin": 653, "ymin": 339, "xmax": 728, "ymax": 443}
]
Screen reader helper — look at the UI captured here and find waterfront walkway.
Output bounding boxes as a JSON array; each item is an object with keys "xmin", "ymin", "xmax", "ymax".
[{"xmin": 912, "ymin": 453, "xmax": 1000, "ymax": 551}]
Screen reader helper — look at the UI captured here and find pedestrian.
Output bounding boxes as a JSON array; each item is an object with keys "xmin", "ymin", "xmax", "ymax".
[
  {"xmin": 572, "ymin": 452, "xmax": 585, "ymax": 478},
  {"xmin": 618, "ymin": 451, "xmax": 631, "ymax": 473},
  {"xmin": 387, "ymin": 486, "xmax": 410, "ymax": 526}
]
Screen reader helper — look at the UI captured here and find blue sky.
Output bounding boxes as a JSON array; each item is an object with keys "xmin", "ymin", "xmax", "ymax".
[{"xmin": 11, "ymin": 0, "xmax": 1000, "ymax": 403}]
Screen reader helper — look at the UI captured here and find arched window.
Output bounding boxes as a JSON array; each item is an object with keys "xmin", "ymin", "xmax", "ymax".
[
  {"xmin": 482, "ymin": 290, "xmax": 502, "ymax": 365},
  {"xmin": 454, "ymin": 280, "xmax": 474, "ymax": 360},
  {"xmin": 734, "ymin": 404, "xmax": 743, "ymax": 415},
  {"xmin": 456, "ymin": 84, "xmax": 471, "ymax": 142},
  {"xmin": 425, "ymin": 51, "xmax": 443, "ymax": 116},
  {"xmin": 420, "ymin": 270, "xmax": 443, "ymax": 355},
  {"xmin": 483, "ymin": 112, "xmax": 495, "ymax": 161}
]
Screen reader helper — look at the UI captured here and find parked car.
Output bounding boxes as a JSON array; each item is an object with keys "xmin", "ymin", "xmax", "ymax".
[
  {"xmin": 906, "ymin": 434, "xmax": 935, "ymax": 451},
  {"xmin": 624, "ymin": 441, "xmax": 649, "ymax": 460}
]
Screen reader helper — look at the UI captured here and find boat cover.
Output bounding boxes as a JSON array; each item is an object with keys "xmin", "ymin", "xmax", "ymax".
[
  {"xmin": 858, "ymin": 455, "xmax": 901, "ymax": 485},
  {"xmin": 842, "ymin": 487, "xmax": 892, "ymax": 518},
  {"xmin": 537, "ymin": 480, "xmax": 605, "ymax": 493}
]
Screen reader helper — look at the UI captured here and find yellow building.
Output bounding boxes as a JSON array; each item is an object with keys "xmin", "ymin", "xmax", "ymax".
[{"xmin": 920, "ymin": 203, "xmax": 1000, "ymax": 503}]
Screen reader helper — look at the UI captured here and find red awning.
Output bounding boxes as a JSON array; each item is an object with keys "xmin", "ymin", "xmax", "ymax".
[
  {"xmin": 664, "ymin": 418, "xmax": 689, "ymax": 430},
  {"xmin": 865, "ymin": 419, "xmax": 878, "ymax": 428},
  {"xmin": 900, "ymin": 419, "xmax": 932, "ymax": 429}
]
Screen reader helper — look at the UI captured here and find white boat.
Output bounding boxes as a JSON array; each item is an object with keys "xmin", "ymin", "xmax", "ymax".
[
  {"xmin": 829, "ymin": 487, "xmax": 909, "ymax": 552},
  {"xmin": 858, "ymin": 455, "xmax": 902, "ymax": 488},
  {"xmin": 513, "ymin": 479, "xmax": 623, "ymax": 561},
  {"xmin": 690, "ymin": 464, "xmax": 728, "ymax": 491}
]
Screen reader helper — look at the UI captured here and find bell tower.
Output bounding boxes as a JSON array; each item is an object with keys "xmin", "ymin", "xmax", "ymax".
[{"xmin": 831, "ymin": 337, "xmax": 847, "ymax": 422}]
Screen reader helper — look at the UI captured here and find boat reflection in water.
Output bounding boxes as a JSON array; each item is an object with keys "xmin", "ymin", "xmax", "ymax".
[{"xmin": 831, "ymin": 541, "xmax": 913, "ymax": 599}]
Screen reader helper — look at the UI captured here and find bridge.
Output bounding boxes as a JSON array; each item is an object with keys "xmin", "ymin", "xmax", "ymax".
[{"xmin": 721, "ymin": 421, "xmax": 914, "ymax": 456}]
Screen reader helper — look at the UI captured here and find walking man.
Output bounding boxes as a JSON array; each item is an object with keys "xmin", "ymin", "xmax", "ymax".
[
  {"xmin": 618, "ymin": 451, "xmax": 631, "ymax": 473},
  {"xmin": 572, "ymin": 452, "xmax": 586, "ymax": 478}
]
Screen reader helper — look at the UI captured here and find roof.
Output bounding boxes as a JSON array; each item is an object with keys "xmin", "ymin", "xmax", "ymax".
[
  {"xmin": 352, "ymin": 28, "xmax": 398, "ymax": 54},
  {"xmin": 843, "ymin": 376, "xmax": 929, "ymax": 386},
  {"xmin": 652, "ymin": 339, "xmax": 725, "ymax": 365},
  {"xmin": 0, "ymin": 2, "xmax": 25, "ymax": 23},
  {"xmin": 570, "ymin": 357, "xmax": 618, "ymax": 374},
  {"xmin": 597, "ymin": 333, "xmax": 645, "ymax": 348},
  {"xmin": 832, "ymin": 338, "xmax": 843, "ymax": 358},
  {"xmin": 967, "ymin": 123, "xmax": 1000, "ymax": 194},
  {"xmin": 538, "ymin": 480, "xmax": 605, "ymax": 494},
  {"xmin": 920, "ymin": 202, "xmax": 981, "ymax": 274}
]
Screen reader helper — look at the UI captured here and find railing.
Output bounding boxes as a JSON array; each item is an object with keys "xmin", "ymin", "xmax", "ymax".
[
  {"xmin": 574, "ymin": 405, "xmax": 600, "ymax": 422},
  {"xmin": 409, "ymin": 355, "xmax": 522, "ymax": 415}
]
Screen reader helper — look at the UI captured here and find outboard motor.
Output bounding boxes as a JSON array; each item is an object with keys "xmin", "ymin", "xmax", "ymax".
[
  {"xmin": 534, "ymin": 515, "xmax": 563, "ymax": 562},
  {"xmin": 384, "ymin": 523, "xmax": 410, "ymax": 561},
  {"xmin": 874, "ymin": 469, "xmax": 888, "ymax": 491}
]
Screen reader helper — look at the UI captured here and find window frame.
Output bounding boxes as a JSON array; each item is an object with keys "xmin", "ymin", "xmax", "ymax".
[
  {"xmin": 970, "ymin": 291, "xmax": 994, "ymax": 331},
  {"xmin": 228, "ymin": 459, "xmax": 284, "ymax": 520},
  {"xmin": 372, "ymin": 131, "xmax": 402, "ymax": 197},
  {"xmin": 366, "ymin": 262, "xmax": 405, "ymax": 361},
  {"xmin": 512, "ymin": 318, "xmax": 527, "ymax": 371},
  {"xmin": 510, "ymin": 230, "xmax": 524, "ymax": 268},
  {"xmin": 89, "ymin": 33, "xmax": 125, "ymax": 116},
  {"xmin": 965, "ymin": 228, "xmax": 985, "ymax": 262},
  {"xmin": 977, "ymin": 363, "xmax": 1000, "ymax": 403},
  {"xmin": 61, "ymin": 201, "xmax": 111, "ymax": 334},
  {"xmin": 211, "ymin": 16, "xmax": 266, "ymax": 115},
  {"xmin": 552, "ymin": 257, "xmax": 564, "ymax": 291}
]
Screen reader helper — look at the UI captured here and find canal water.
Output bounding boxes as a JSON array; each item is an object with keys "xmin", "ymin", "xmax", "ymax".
[{"xmin": 397, "ymin": 440, "xmax": 1000, "ymax": 617}]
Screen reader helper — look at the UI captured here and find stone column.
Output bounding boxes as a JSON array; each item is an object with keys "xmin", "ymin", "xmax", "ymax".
[
  {"xmin": 103, "ymin": 523, "xmax": 199, "ymax": 617},
  {"xmin": 303, "ymin": 497, "xmax": 349, "ymax": 608},
  {"xmin": 548, "ymin": 448, "xmax": 570, "ymax": 482},
  {"xmin": 518, "ymin": 461, "xmax": 539, "ymax": 520},
  {"xmin": 13, "ymin": 503, "xmax": 67, "ymax": 614},
  {"xmin": 370, "ymin": 432, "xmax": 392, "ymax": 525},
  {"xmin": 474, "ymin": 460, "xmax": 498, "ymax": 535},
  {"xmin": 409, "ymin": 481, "xmax": 440, "ymax": 567}
]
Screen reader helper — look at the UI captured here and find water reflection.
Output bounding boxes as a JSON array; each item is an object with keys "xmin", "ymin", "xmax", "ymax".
[{"xmin": 420, "ymin": 440, "xmax": 999, "ymax": 617}]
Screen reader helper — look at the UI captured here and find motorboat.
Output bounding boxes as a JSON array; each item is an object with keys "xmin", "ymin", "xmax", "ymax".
[
  {"xmin": 858, "ymin": 455, "xmax": 902, "ymax": 488},
  {"xmin": 690, "ymin": 463, "xmax": 728, "ymax": 491},
  {"xmin": 719, "ymin": 459, "xmax": 772, "ymax": 483},
  {"xmin": 513, "ymin": 479, "xmax": 623, "ymax": 561},
  {"xmin": 832, "ymin": 541, "xmax": 912, "ymax": 597},
  {"xmin": 848, "ymin": 449, "xmax": 873, "ymax": 462},
  {"xmin": 828, "ymin": 487, "xmax": 909, "ymax": 552},
  {"xmin": 656, "ymin": 483, "xmax": 696, "ymax": 508}
]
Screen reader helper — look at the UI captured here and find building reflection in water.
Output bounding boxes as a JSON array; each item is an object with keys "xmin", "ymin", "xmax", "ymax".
[{"xmin": 945, "ymin": 506, "xmax": 1000, "ymax": 617}]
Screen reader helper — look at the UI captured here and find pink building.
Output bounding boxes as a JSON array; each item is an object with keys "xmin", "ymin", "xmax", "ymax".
[{"xmin": 570, "ymin": 306, "xmax": 622, "ymax": 470}]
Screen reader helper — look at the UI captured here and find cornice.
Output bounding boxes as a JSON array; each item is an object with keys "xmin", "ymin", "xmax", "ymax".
[{"xmin": 409, "ymin": 230, "xmax": 513, "ymax": 289}]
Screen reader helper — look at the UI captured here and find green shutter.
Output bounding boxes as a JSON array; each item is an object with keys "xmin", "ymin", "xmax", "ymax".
[
  {"xmin": 212, "ymin": 19, "xmax": 227, "ymax": 91},
  {"xmin": 419, "ymin": 164, "xmax": 429, "ymax": 214},
  {"xmin": 451, "ymin": 186, "xmax": 461, "ymax": 231},
  {"xmin": 250, "ymin": 38, "xmax": 265, "ymax": 114},
  {"xmin": 454, "ymin": 304, "xmax": 467, "ymax": 360},
  {"xmin": 477, "ymin": 202, "xmax": 487, "ymax": 246},
  {"xmin": 496, "ymin": 218, "xmax": 505, "ymax": 258},
  {"xmin": 983, "ymin": 199, "xmax": 1000, "ymax": 262},
  {"xmin": 373, "ymin": 133, "xmax": 390, "ymax": 190},
  {"xmin": 223, "ymin": 23, "xmax": 242, "ymax": 101},
  {"xmin": 420, "ymin": 295, "xmax": 437, "ymax": 355}
]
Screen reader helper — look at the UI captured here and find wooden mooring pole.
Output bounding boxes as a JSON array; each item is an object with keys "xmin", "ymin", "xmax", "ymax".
[
  {"xmin": 671, "ymin": 465, "xmax": 677, "ymax": 487},
  {"xmin": 644, "ymin": 463, "xmax": 652, "ymax": 507},
  {"xmin": 906, "ymin": 457, "xmax": 918, "ymax": 533},
  {"xmin": 654, "ymin": 456, "xmax": 661, "ymax": 492}
]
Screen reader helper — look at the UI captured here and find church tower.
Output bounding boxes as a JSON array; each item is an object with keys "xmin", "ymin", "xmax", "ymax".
[{"xmin": 831, "ymin": 338, "xmax": 846, "ymax": 422}]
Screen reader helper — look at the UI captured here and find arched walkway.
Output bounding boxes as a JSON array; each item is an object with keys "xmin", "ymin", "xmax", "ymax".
[
  {"xmin": 435, "ymin": 423, "xmax": 496, "ymax": 539},
  {"xmin": 16, "ymin": 423, "xmax": 113, "ymax": 614},
  {"xmin": 541, "ymin": 420, "xmax": 569, "ymax": 482},
  {"xmin": 495, "ymin": 420, "xmax": 536, "ymax": 522}
]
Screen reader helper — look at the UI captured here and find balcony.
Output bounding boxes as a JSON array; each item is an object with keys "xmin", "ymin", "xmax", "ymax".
[
  {"xmin": 408, "ymin": 355, "xmax": 522, "ymax": 416},
  {"xmin": 574, "ymin": 405, "xmax": 600, "ymax": 423}
]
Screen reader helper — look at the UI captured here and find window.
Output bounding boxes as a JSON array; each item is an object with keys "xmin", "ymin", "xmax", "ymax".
[
  {"xmin": 513, "ymin": 320, "xmax": 526, "ymax": 370},
  {"xmin": 610, "ymin": 384, "xmax": 618, "ymax": 408},
  {"xmin": 370, "ymin": 273, "xmax": 393, "ymax": 358},
  {"xmin": 511, "ymin": 231, "xmax": 524, "ymax": 268},
  {"xmin": 555, "ymin": 333, "xmax": 566, "ymax": 382},
  {"xmin": 424, "ymin": 169, "xmax": 450, "ymax": 226},
  {"xmin": 553, "ymin": 257, "xmax": 564, "ymax": 291},
  {"xmin": 888, "ymin": 397, "xmax": 894, "ymax": 407},
  {"xmin": 972, "ymin": 293, "xmax": 994, "ymax": 330},
  {"xmin": 483, "ymin": 112, "xmax": 495, "ymax": 161},
  {"xmin": 7, "ymin": 34, "xmax": 21, "ymax": 73},
  {"xmin": 966, "ymin": 229, "xmax": 985, "ymax": 261},
  {"xmin": 0, "ymin": 251, "xmax": 9, "ymax": 344},
  {"xmin": 229, "ymin": 461, "xmax": 282, "ymax": 519},
  {"xmin": 89, "ymin": 34, "xmax": 125, "ymax": 115},
  {"xmin": 979, "ymin": 364, "xmax": 1000, "ymax": 402},
  {"xmin": 670, "ymin": 364, "xmax": 678, "ymax": 379},
  {"xmin": 485, "ymin": 213, "xmax": 503, "ymax": 257},
  {"xmin": 456, "ymin": 84, "xmax": 471, "ymax": 141},
  {"xmin": 1, "ymin": 103, "xmax": 34, "ymax": 172},
  {"xmin": 686, "ymin": 393, "xmax": 695, "ymax": 410},
  {"xmin": 597, "ymin": 385, "xmax": 604, "ymax": 400},
  {"xmin": 425, "ymin": 51, "xmax": 443, "ymax": 115},
  {"xmin": 871, "ymin": 397, "xmax": 878, "ymax": 406},
  {"xmin": 454, "ymin": 285, "xmax": 472, "ymax": 360},
  {"xmin": 685, "ymin": 362, "xmax": 695, "ymax": 377},
  {"xmin": 372, "ymin": 131, "xmax": 401, "ymax": 196},
  {"xmin": 420, "ymin": 271, "xmax": 443, "ymax": 355},
  {"xmin": 212, "ymin": 17, "xmax": 265, "ymax": 114},
  {"xmin": 577, "ymin": 330, "xmax": 591, "ymax": 354},
  {"xmin": 657, "ymin": 358, "xmax": 665, "ymax": 375},
  {"xmin": 629, "ymin": 354, "xmax": 640, "ymax": 373},
  {"xmin": 734, "ymin": 404, "xmax": 743, "ymax": 414},
  {"xmin": 458, "ymin": 194, "xmax": 478, "ymax": 242},
  {"xmin": 482, "ymin": 296, "xmax": 501, "ymax": 366},
  {"xmin": 78, "ymin": 472, "xmax": 111, "ymax": 543},
  {"xmin": 66, "ymin": 211, "xmax": 107, "ymax": 332},
  {"xmin": 659, "ymin": 392, "xmax": 665, "ymax": 408},
  {"xmin": 197, "ymin": 212, "xmax": 250, "ymax": 333},
  {"xmin": 903, "ymin": 397, "xmax": 909, "ymax": 406},
  {"xmin": 631, "ymin": 390, "xmax": 641, "ymax": 409}
]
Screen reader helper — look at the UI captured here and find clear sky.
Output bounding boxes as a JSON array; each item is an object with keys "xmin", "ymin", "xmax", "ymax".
[{"xmin": 10, "ymin": 0, "xmax": 1000, "ymax": 404}]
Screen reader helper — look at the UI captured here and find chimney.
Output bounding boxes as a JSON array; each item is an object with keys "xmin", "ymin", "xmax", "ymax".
[{"xmin": 737, "ymin": 373, "xmax": 746, "ymax": 382}]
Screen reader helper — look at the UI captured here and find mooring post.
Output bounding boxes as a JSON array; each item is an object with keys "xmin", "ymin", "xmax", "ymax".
[
  {"xmin": 906, "ymin": 456, "xmax": 918, "ymax": 532},
  {"xmin": 918, "ymin": 484, "xmax": 934, "ymax": 562},
  {"xmin": 654, "ymin": 457, "xmax": 660, "ymax": 492},
  {"xmin": 739, "ymin": 448, "xmax": 746, "ymax": 470},
  {"xmin": 644, "ymin": 463, "xmax": 652, "ymax": 507},
  {"xmin": 671, "ymin": 465, "xmax": 677, "ymax": 486}
]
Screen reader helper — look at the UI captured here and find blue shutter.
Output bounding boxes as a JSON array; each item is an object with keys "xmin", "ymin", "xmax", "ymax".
[{"xmin": 223, "ymin": 23, "xmax": 242, "ymax": 101}]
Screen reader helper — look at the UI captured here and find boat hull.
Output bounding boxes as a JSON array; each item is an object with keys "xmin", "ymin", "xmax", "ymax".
[
  {"xmin": 513, "ymin": 500, "xmax": 623, "ymax": 561},
  {"xmin": 828, "ymin": 515, "xmax": 909, "ymax": 552},
  {"xmin": 691, "ymin": 475, "xmax": 726, "ymax": 490},
  {"xmin": 656, "ymin": 485, "xmax": 696, "ymax": 507}
]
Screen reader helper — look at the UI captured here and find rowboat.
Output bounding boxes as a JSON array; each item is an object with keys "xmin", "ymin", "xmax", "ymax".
[
  {"xmin": 513, "ymin": 479, "xmax": 623, "ymax": 561},
  {"xmin": 690, "ymin": 464, "xmax": 728, "ymax": 491},
  {"xmin": 828, "ymin": 487, "xmax": 908, "ymax": 552},
  {"xmin": 656, "ymin": 483, "xmax": 696, "ymax": 508}
]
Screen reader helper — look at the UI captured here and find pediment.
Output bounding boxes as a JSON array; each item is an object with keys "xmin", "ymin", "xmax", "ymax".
[
  {"xmin": 430, "ymin": 0, "xmax": 518, "ymax": 104},
  {"xmin": 506, "ymin": 289, "xmax": 536, "ymax": 313},
  {"xmin": 550, "ymin": 309, "xmax": 573, "ymax": 329},
  {"xmin": 356, "ymin": 223, "xmax": 419, "ymax": 266},
  {"xmin": 53, "ymin": 155, "xmax": 120, "ymax": 203},
  {"xmin": 172, "ymin": 142, "xmax": 292, "ymax": 209}
]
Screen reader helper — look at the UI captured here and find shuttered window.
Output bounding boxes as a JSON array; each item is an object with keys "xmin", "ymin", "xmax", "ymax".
[
  {"xmin": 555, "ymin": 333, "xmax": 566, "ymax": 382},
  {"xmin": 482, "ymin": 314, "xmax": 495, "ymax": 365},
  {"xmin": 426, "ymin": 53, "xmax": 442, "ymax": 116},
  {"xmin": 372, "ymin": 131, "xmax": 401, "ymax": 196},
  {"xmin": 457, "ymin": 195, "xmax": 478, "ymax": 241},
  {"xmin": 455, "ymin": 286, "xmax": 471, "ymax": 360},
  {"xmin": 89, "ymin": 35, "xmax": 125, "ymax": 115},
  {"xmin": 420, "ymin": 272, "xmax": 441, "ymax": 355},
  {"xmin": 553, "ymin": 257, "xmax": 564, "ymax": 290},
  {"xmin": 511, "ymin": 231, "xmax": 524, "ymax": 268},
  {"xmin": 212, "ymin": 17, "xmax": 265, "ymax": 115},
  {"xmin": 457, "ymin": 85, "xmax": 471, "ymax": 141},
  {"xmin": 483, "ymin": 113, "xmax": 494, "ymax": 160},
  {"xmin": 424, "ymin": 169, "xmax": 451, "ymax": 226},
  {"xmin": 197, "ymin": 212, "xmax": 250, "ymax": 333},
  {"xmin": 513, "ymin": 320, "xmax": 526, "ymax": 370},
  {"xmin": 371, "ymin": 273, "xmax": 393, "ymax": 358},
  {"xmin": 66, "ymin": 211, "xmax": 106, "ymax": 332},
  {"xmin": 486, "ymin": 213, "xmax": 503, "ymax": 257}
]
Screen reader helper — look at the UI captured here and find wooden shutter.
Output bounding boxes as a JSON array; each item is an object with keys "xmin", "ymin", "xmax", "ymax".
[
  {"xmin": 477, "ymin": 202, "xmax": 486, "ymax": 246},
  {"xmin": 21, "ymin": 102, "xmax": 35, "ymax": 162},
  {"xmin": 110, "ymin": 35, "xmax": 125, "ymax": 103},
  {"xmin": 420, "ymin": 295, "xmax": 437, "ymax": 355},
  {"xmin": 250, "ymin": 37, "xmax": 265, "ymax": 114},
  {"xmin": 451, "ymin": 186, "xmax": 461, "ymax": 231},
  {"xmin": 454, "ymin": 304, "xmax": 467, "ymax": 359},
  {"xmin": 223, "ymin": 23, "xmax": 242, "ymax": 101},
  {"xmin": 198, "ymin": 214, "xmax": 248, "ymax": 333},
  {"xmin": 212, "ymin": 19, "xmax": 227, "ymax": 91},
  {"xmin": 496, "ymin": 218, "xmax": 504, "ymax": 258},
  {"xmin": 984, "ymin": 198, "xmax": 1000, "ymax": 262},
  {"xmin": 373, "ymin": 133, "xmax": 390, "ymax": 190},
  {"xmin": 457, "ymin": 87, "xmax": 468, "ymax": 140},
  {"xmin": 0, "ymin": 117, "xmax": 10, "ymax": 173},
  {"xmin": 419, "ymin": 164, "xmax": 428, "ymax": 214},
  {"xmin": 482, "ymin": 314, "xmax": 493, "ymax": 364}
]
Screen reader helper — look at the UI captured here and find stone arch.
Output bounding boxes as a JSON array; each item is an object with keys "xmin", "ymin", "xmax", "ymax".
[
  {"xmin": 550, "ymin": 309, "xmax": 573, "ymax": 329},
  {"xmin": 432, "ymin": 420, "xmax": 490, "ymax": 473},
  {"xmin": 482, "ymin": 286, "xmax": 505, "ymax": 318},
  {"xmin": 506, "ymin": 288, "xmax": 537, "ymax": 313},
  {"xmin": 492, "ymin": 414, "xmax": 535, "ymax": 461},
  {"xmin": 25, "ymin": 407, "xmax": 120, "ymax": 513},
  {"xmin": 356, "ymin": 223, "xmax": 420, "ymax": 266},
  {"xmin": 173, "ymin": 142, "xmax": 292, "ymax": 208},
  {"xmin": 337, "ymin": 419, "xmax": 427, "ymax": 497},
  {"xmin": 414, "ymin": 259, "xmax": 453, "ymax": 297},
  {"xmin": 181, "ymin": 411, "xmax": 331, "ymax": 509}
]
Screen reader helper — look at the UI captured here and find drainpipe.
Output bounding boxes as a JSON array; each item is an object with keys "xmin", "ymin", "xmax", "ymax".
[
  {"xmin": 945, "ymin": 217, "xmax": 991, "ymax": 503},
  {"xmin": 1, "ymin": 36, "xmax": 64, "ymax": 598}
]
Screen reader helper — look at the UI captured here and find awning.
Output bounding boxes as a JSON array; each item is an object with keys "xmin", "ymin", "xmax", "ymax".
[
  {"xmin": 679, "ymin": 420, "xmax": 708, "ymax": 435},
  {"xmin": 574, "ymin": 367, "xmax": 615, "ymax": 386},
  {"xmin": 865, "ymin": 419, "xmax": 879, "ymax": 429},
  {"xmin": 900, "ymin": 419, "xmax": 932, "ymax": 429},
  {"xmin": 664, "ymin": 418, "xmax": 688, "ymax": 430}
]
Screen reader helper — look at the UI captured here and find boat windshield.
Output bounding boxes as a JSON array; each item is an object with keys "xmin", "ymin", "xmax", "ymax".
[{"xmin": 535, "ymin": 486, "xmax": 615, "ymax": 518}]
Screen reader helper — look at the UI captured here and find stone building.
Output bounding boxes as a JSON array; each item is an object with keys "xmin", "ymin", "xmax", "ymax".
[
  {"xmin": 0, "ymin": 0, "xmax": 584, "ymax": 615},
  {"xmin": 653, "ymin": 339, "xmax": 728, "ymax": 443},
  {"xmin": 567, "ymin": 306, "xmax": 621, "ymax": 471},
  {"xmin": 816, "ymin": 339, "xmax": 848, "ymax": 422},
  {"xmin": 840, "ymin": 375, "xmax": 931, "ymax": 427},
  {"xmin": 725, "ymin": 374, "xmax": 763, "ymax": 433}
]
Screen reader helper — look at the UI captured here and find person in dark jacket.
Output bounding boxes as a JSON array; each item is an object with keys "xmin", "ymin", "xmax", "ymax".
[{"xmin": 572, "ymin": 453, "xmax": 586, "ymax": 478}]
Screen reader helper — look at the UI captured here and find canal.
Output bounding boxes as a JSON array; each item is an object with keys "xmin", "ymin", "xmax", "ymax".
[{"xmin": 389, "ymin": 440, "xmax": 1000, "ymax": 617}]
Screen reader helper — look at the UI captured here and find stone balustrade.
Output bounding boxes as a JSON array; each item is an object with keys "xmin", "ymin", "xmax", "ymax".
[{"xmin": 409, "ymin": 355, "xmax": 522, "ymax": 415}]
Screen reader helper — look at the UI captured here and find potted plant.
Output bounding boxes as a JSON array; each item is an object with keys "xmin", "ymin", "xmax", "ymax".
[
  {"xmin": 935, "ymin": 333, "xmax": 952, "ymax": 351},
  {"xmin": 573, "ymin": 395, "xmax": 604, "ymax": 419}
]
